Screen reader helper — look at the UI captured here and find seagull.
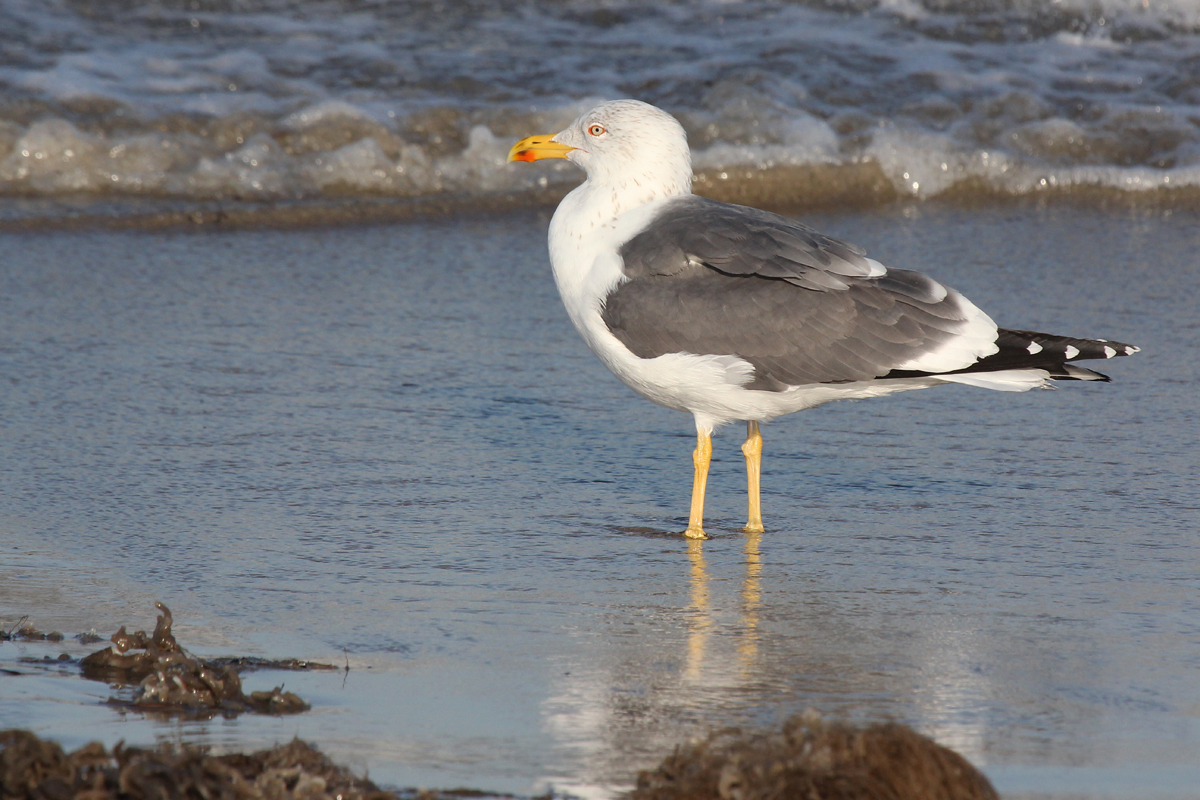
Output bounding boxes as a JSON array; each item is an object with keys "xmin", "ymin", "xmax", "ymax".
[{"xmin": 508, "ymin": 99, "xmax": 1138, "ymax": 540}]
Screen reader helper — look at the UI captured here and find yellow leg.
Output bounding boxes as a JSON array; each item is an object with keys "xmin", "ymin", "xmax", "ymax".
[
  {"xmin": 684, "ymin": 430, "xmax": 712, "ymax": 539},
  {"xmin": 742, "ymin": 421, "xmax": 764, "ymax": 533}
]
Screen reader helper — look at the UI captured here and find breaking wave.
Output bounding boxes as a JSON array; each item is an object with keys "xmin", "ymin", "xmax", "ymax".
[{"xmin": 2, "ymin": 0, "xmax": 1199, "ymax": 224}]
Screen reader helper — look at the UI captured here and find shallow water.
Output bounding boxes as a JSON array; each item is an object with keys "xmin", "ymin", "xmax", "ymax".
[{"xmin": 1, "ymin": 203, "xmax": 1198, "ymax": 799}]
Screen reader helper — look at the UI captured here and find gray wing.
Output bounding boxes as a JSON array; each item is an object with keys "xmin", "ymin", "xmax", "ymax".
[
  {"xmin": 618, "ymin": 195, "xmax": 884, "ymax": 290},
  {"xmin": 606, "ymin": 197, "xmax": 986, "ymax": 390}
]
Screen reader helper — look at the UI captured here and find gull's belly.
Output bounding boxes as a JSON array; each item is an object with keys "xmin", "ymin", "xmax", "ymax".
[{"xmin": 577, "ymin": 311, "xmax": 940, "ymax": 430}]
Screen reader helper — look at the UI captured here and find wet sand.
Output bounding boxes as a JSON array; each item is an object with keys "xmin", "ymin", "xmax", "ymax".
[
  {"xmin": 2, "ymin": 171, "xmax": 1199, "ymax": 234},
  {"xmin": 1, "ymin": 202, "xmax": 1197, "ymax": 799}
]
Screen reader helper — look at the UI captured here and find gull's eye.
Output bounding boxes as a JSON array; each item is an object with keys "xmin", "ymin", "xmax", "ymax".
[{"xmin": 588, "ymin": 124, "xmax": 606, "ymax": 137}]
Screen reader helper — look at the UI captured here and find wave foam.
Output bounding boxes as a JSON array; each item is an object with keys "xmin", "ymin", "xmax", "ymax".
[{"xmin": 2, "ymin": 0, "xmax": 1200, "ymax": 219}]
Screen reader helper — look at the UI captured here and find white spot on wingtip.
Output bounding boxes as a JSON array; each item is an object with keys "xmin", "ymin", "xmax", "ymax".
[
  {"xmin": 1027, "ymin": 341, "xmax": 1043, "ymax": 354},
  {"xmin": 1125, "ymin": 345, "xmax": 1140, "ymax": 354},
  {"xmin": 864, "ymin": 257, "xmax": 887, "ymax": 277},
  {"xmin": 1103, "ymin": 346, "xmax": 1116, "ymax": 358},
  {"xmin": 1064, "ymin": 345, "xmax": 1080, "ymax": 359}
]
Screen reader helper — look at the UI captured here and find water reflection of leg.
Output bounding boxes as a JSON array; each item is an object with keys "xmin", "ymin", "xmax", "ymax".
[
  {"xmin": 685, "ymin": 429, "xmax": 712, "ymax": 539},
  {"xmin": 742, "ymin": 421, "xmax": 764, "ymax": 533},
  {"xmin": 685, "ymin": 538, "xmax": 710, "ymax": 681},
  {"xmin": 739, "ymin": 530, "xmax": 762, "ymax": 675}
]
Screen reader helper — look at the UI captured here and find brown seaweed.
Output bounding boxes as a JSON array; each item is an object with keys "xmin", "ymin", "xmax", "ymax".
[
  {"xmin": 0, "ymin": 716, "xmax": 997, "ymax": 800},
  {"xmin": 630, "ymin": 711, "xmax": 998, "ymax": 800},
  {"xmin": 77, "ymin": 602, "xmax": 313, "ymax": 719},
  {"xmin": 5, "ymin": 606, "xmax": 998, "ymax": 800},
  {"xmin": 0, "ymin": 730, "xmax": 495, "ymax": 800},
  {"xmin": 1, "ymin": 619, "xmax": 64, "ymax": 644}
]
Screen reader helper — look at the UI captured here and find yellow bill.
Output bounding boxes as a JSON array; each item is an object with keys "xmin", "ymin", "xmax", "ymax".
[{"xmin": 508, "ymin": 134, "xmax": 575, "ymax": 163}]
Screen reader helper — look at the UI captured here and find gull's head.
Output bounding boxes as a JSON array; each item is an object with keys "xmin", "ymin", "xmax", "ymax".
[{"xmin": 509, "ymin": 99, "xmax": 692, "ymax": 198}]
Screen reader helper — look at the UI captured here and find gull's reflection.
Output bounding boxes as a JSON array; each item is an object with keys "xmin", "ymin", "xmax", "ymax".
[
  {"xmin": 539, "ymin": 527, "xmax": 999, "ymax": 795},
  {"xmin": 685, "ymin": 538, "xmax": 711, "ymax": 681},
  {"xmin": 685, "ymin": 532, "xmax": 764, "ymax": 682},
  {"xmin": 739, "ymin": 530, "xmax": 762, "ymax": 675}
]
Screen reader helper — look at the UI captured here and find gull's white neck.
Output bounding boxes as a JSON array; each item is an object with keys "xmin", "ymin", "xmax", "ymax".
[{"xmin": 547, "ymin": 172, "xmax": 689, "ymax": 330}]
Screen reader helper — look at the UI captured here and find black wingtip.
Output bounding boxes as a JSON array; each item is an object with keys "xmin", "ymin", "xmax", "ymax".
[{"xmin": 1004, "ymin": 329, "xmax": 1139, "ymax": 363}]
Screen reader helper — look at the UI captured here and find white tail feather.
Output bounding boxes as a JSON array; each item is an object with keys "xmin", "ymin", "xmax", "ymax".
[{"xmin": 938, "ymin": 369, "xmax": 1051, "ymax": 392}]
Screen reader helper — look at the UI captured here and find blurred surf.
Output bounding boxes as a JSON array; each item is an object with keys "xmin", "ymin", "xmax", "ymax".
[{"xmin": 2, "ymin": 0, "xmax": 1199, "ymax": 222}]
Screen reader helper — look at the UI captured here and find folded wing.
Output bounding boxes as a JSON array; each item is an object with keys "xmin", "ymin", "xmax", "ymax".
[{"xmin": 606, "ymin": 196, "xmax": 1002, "ymax": 390}]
